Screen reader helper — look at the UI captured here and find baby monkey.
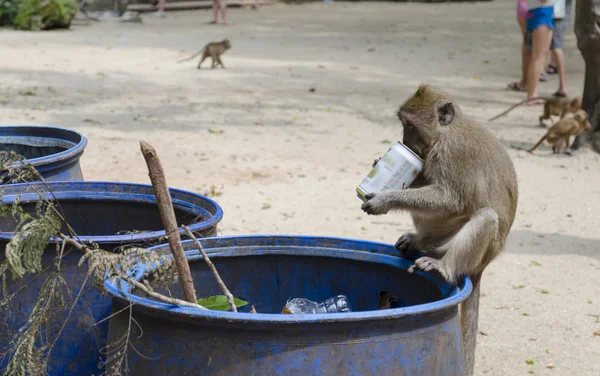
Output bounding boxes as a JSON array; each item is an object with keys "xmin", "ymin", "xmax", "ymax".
[
  {"xmin": 489, "ymin": 96, "xmax": 582, "ymax": 127},
  {"xmin": 177, "ymin": 39, "xmax": 231, "ymax": 69},
  {"xmin": 527, "ymin": 109, "xmax": 592, "ymax": 154}
]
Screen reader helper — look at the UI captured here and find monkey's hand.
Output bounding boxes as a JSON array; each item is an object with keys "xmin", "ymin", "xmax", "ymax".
[
  {"xmin": 361, "ymin": 192, "xmax": 393, "ymax": 215},
  {"xmin": 394, "ymin": 233, "xmax": 423, "ymax": 261},
  {"xmin": 407, "ymin": 257, "xmax": 451, "ymax": 283}
]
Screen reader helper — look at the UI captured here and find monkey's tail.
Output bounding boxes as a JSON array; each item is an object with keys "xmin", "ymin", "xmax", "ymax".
[
  {"xmin": 461, "ymin": 271, "xmax": 482, "ymax": 376},
  {"xmin": 488, "ymin": 97, "xmax": 545, "ymax": 122},
  {"xmin": 526, "ymin": 134, "xmax": 548, "ymax": 153},
  {"xmin": 177, "ymin": 45, "xmax": 207, "ymax": 63}
]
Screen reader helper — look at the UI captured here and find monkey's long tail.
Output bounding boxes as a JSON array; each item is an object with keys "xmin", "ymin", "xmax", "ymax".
[
  {"xmin": 526, "ymin": 134, "xmax": 548, "ymax": 153},
  {"xmin": 461, "ymin": 272, "xmax": 482, "ymax": 376},
  {"xmin": 488, "ymin": 97, "xmax": 545, "ymax": 122},
  {"xmin": 177, "ymin": 46, "xmax": 207, "ymax": 63}
]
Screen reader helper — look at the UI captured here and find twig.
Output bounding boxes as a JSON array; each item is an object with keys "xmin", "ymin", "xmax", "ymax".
[
  {"xmin": 139, "ymin": 141, "xmax": 197, "ymax": 304},
  {"xmin": 182, "ymin": 225, "xmax": 237, "ymax": 312},
  {"xmin": 57, "ymin": 233, "xmax": 89, "ymax": 253},
  {"xmin": 115, "ymin": 270, "xmax": 207, "ymax": 310},
  {"xmin": 56, "ymin": 232, "xmax": 206, "ymax": 310}
]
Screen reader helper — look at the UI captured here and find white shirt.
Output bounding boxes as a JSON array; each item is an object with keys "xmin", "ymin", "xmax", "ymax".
[
  {"xmin": 528, "ymin": 0, "xmax": 556, "ymax": 10},
  {"xmin": 553, "ymin": 0, "xmax": 566, "ymax": 19}
]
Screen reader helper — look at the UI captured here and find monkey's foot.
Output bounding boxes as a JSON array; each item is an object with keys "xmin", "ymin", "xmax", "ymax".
[
  {"xmin": 361, "ymin": 192, "xmax": 391, "ymax": 215},
  {"xmin": 407, "ymin": 257, "xmax": 450, "ymax": 282},
  {"xmin": 394, "ymin": 233, "xmax": 422, "ymax": 260}
]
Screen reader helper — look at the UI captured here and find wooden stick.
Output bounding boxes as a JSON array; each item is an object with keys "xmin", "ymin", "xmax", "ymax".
[
  {"xmin": 115, "ymin": 270, "xmax": 207, "ymax": 310},
  {"xmin": 139, "ymin": 141, "xmax": 197, "ymax": 304},
  {"xmin": 182, "ymin": 226, "xmax": 237, "ymax": 312}
]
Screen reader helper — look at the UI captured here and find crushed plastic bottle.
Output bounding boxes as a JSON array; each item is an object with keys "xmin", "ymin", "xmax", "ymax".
[{"xmin": 284, "ymin": 295, "xmax": 352, "ymax": 314}]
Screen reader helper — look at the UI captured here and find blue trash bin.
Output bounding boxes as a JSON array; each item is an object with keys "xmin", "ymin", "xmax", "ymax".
[
  {"xmin": 0, "ymin": 125, "xmax": 87, "ymax": 181},
  {"xmin": 0, "ymin": 181, "xmax": 224, "ymax": 375},
  {"xmin": 105, "ymin": 235, "xmax": 472, "ymax": 375}
]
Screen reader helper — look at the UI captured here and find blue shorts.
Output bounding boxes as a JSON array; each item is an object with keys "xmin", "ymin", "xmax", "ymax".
[{"xmin": 526, "ymin": 6, "xmax": 554, "ymax": 32}]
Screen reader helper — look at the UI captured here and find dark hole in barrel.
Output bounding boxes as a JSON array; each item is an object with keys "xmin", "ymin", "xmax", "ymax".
[
  {"xmin": 0, "ymin": 143, "xmax": 68, "ymax": 160},
  {"xmin": 146, "ymin": 254, "xmax": 444, "ymax": 313},
  {"xmin": 0, "ymin": 199, "xmax": 207, "ymax": 236}
]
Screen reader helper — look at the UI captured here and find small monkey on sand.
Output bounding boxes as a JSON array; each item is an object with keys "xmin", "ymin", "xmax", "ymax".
[
  {"xmin": 526, "ymin": 109, "xmax": 592, "ymax": 154},
  {"xmin": 177, "ymin": 39, "xmax": 231, "ymax": 69},
  {"xmin": 361, "ymin": 84, "xmax": 518, "ymax": 376},
  {"xmin": 489, "ymin": 96, "xmax": 582, "ymax": 127}
]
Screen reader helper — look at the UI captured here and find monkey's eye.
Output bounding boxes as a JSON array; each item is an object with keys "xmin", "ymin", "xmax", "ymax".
[{"xmin": 405, "ymin": 121, "xmax": 413, "ymax": 128}]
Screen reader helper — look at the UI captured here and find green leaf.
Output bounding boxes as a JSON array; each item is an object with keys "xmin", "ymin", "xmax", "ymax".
[
  {"xmin": 197, "ymin": 295, "xmax": 248, "ymax": 311},
  {"xmin": 526, "ymin": 359, "xmax": 535, "ymax": 365}
]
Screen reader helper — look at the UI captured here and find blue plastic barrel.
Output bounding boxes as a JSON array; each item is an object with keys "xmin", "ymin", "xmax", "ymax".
[
  {"xmin": 0, "ymin": 181, "xmax": 224, "ymax": 375},
  {"xmin": 0, "ymin": 125, "xmax": 87, "ymax": 181},
  {"xmin": 105, "ymin": 235, "xmax": 472, "ymax": 375}
]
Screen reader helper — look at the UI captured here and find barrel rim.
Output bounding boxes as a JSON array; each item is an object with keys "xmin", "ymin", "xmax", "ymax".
[
  {"xmin": 0, "ymin": 181, "xmax": 224, "ymax": 243},
  {"xmin": 1, "ymin": 125, "xmax": 88, "ymax": 169},
  {"xmin": 104, "ymin": 235, "xmax": 473, "ymax": 324}
]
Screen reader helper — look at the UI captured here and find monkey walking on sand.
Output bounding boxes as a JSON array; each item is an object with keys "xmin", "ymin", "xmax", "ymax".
[
  {"xmin": 361, "ymin": 84, "xmax": 518, "ymax": 376},
  {"xmin": 177, "ymin": 39, "xmax": 231, "ymax": 69},
  {"xmin": 488, "ymin": 95, "xmax": 582, "ymax": 127},
  {"xmin": 524, "ymin": 109, "xmax": 592, "ymax": 155}
]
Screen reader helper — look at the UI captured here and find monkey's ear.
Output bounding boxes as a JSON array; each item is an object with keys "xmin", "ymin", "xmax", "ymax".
[
  {"xmin": 437, "ymin": 101, "xmax": 455, "ymax": 126},
  {"xmin": 571, "ymin": 98, "xmax": 579, "ymax": 106},
  {"xmin": 574, "ymin": 112, "xmax": 582, "ymax": 121}
]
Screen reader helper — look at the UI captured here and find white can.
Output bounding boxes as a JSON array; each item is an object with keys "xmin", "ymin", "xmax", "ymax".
[{"xmin": 356, "ymin": 142, "xmax": 423, "ymax": 202}]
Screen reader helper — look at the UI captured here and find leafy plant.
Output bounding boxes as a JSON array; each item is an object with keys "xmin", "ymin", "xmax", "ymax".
[
  {"xmin": 197, "ymin": 295, "xmax": 248, "ymax": 311},
  {"xmin": 0, "ymin": 0, "xmax": 19, "ymax": 26},
  {"xmin": 12, "ymin": 0, "xmax": 78, "ymax": 30}
]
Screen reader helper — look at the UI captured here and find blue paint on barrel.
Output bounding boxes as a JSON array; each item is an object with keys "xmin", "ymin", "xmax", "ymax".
[
  {"xmin": 0, "ymin": 181, "xmax": 224, "ymax": 375},
  {"xmin": 0, "ymin": 125, "xmax": 88, "ymax": 181},
  {"xmin": 105, "ymin": 235, "xmax": 472, "ymax": 375}
]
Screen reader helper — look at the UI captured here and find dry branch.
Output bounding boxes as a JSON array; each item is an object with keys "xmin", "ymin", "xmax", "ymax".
[
  {"xmin": 139, "ymin": 141, "xmax": 197, "ymax": 304},
  {"xmin": 182, "ymin": 226, "xmax": 237, "ymax": 312}
]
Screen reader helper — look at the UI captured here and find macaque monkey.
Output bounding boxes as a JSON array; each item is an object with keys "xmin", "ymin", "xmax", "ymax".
[
  {"xmin": 361, "ymin": 84, "xmax": 518, "ymax": 376},
  {"xmin": 489, "ymin": 96, "xmax": 582, "ymax": 127},
  {"xmin": 177, "ymin": 39, "xmax": 231, "ymax": 69},
  {"xmin": 527, "ymin": 109, "xmax": 592, "ymax": 154},
  {"xmin": 376, "ymin": 291, "xmax": 398, "ymax": 310}
]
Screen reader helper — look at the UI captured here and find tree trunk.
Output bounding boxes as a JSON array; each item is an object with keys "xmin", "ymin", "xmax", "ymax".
[{"xmin": 572, "ymin": 0, "xmax": 600, "ymax": 151}]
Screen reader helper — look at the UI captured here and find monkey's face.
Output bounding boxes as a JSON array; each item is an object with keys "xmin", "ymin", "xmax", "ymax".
[
  {"xmin": 570, "ymin": 97, "xmax": 582, "ymax": 112},
  {"xmin": 575, "ymin": 110, "xmax": 592, "ymax": 131},
  {"xmin": 397, "ymin": 85, "xmax": 456, "ymax": 159},
  {"xmin": 223, "ymin": 39, "xmax": 231, "ymax": 49}
]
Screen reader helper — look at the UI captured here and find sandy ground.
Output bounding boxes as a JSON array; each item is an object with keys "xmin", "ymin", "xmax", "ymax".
[{"xmin": 1, "ymin": 1, "xmax": 599, "ymax": 374}]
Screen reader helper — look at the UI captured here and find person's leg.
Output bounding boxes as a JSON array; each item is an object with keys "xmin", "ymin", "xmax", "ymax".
[
  {"xmin": 220, "ymin": 0, "xmax": 227, "ymax": 24},
  {"xmin": 159, "ymin": 0, "xmax": 165, "ymax": 12},
  {"xmin": 211, "ymin": 0, "xmax": 218, "ymax": 23},
  {"xmin": 520, "ymin": 30, "xmax": 532, "ymax": 90},
  {"xmin": 527, "ymin": 25, "xmax": 553, "ymax": 102},
  {"xmin": 552, "ymin": 48, "xmax": 567, "ymax": 95},
  {"xmin": 551, "ymin": 18, "xmax": 567, "ymax": 95},
  {"xmin": 509, "ymin": 16, "xmax": 529, "ymax": 91}
]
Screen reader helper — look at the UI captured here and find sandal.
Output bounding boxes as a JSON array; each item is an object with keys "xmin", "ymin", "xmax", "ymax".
[
  {"xmin": 553, "ymin": 91, "xmax": 567, "ymax": 98},
  {"xmin": 547, "ymin": 65, "xmax": 558, "ymax": 74},
  {"xmin": 539, "ymin": 73, "xmax": 548, "ymax": 82},
  {"xmin": 508, "ymin": 82, "xmax": 526, "ymax": 92},
  {"xmin": 526, "ymin": 98, "xmax": 545, "ymax": 106}
]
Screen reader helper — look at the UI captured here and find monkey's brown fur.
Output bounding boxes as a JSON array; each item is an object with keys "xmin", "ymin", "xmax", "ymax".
[
  {"xmin": 177, "ymin": 39, "xmax": 231, "ymax": 69},
  {"xmin": 488, "ymin": 96, "xmax": 582, "ymax": 127},
  {"xmin": 361, "ymin": 84, "xmax": 518, "ymax": 376},
  {"xmin": 527, "ymin": 109, "xmax": 592, "ymax": 154}
]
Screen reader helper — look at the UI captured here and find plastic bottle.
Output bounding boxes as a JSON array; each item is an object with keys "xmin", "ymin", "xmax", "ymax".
[{"xmin": 284, "ymin": 295, "xmax": 352, "ymax": 314}]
